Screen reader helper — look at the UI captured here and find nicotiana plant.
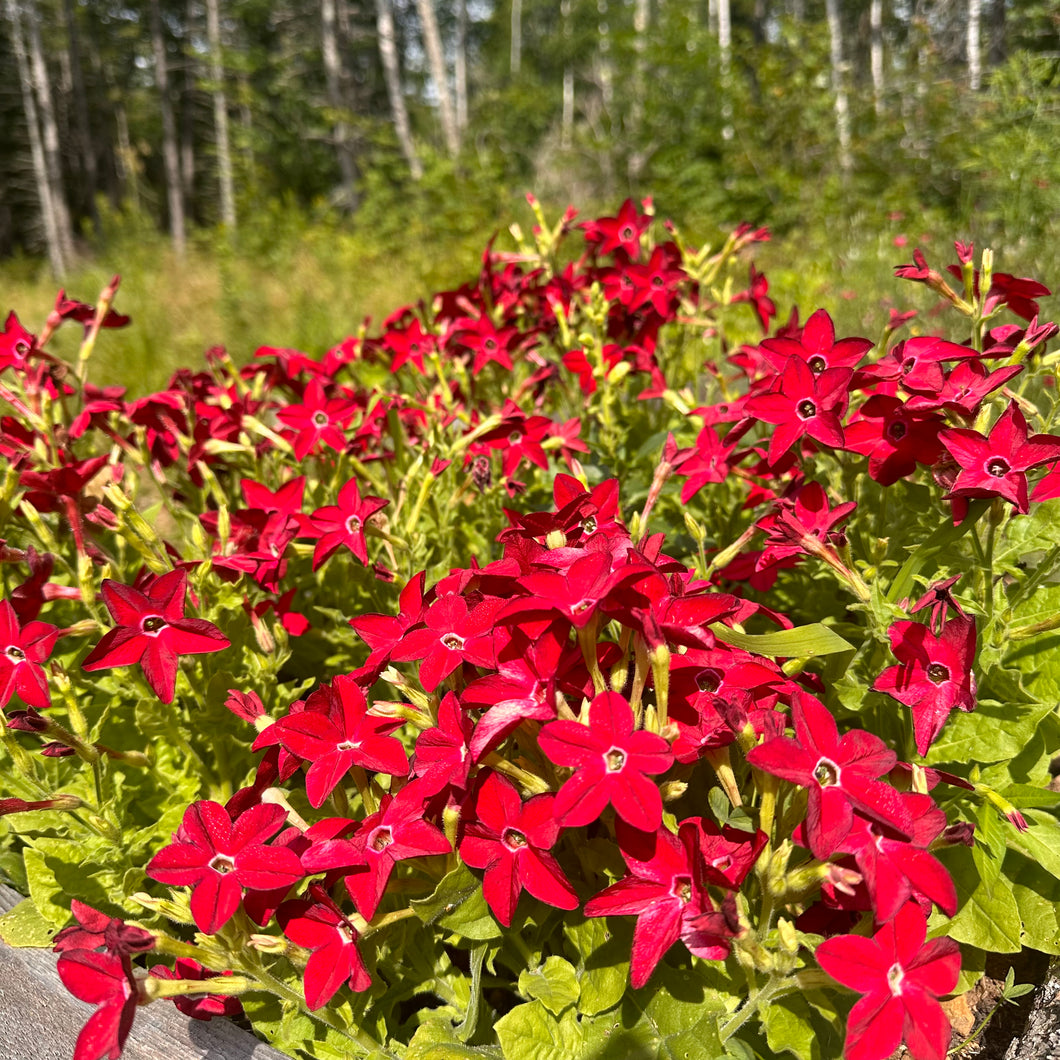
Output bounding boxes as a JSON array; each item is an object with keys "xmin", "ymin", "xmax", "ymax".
[{"xmin": 0, "ymin": 199, "xmax": 1058, "ymax": 1060}]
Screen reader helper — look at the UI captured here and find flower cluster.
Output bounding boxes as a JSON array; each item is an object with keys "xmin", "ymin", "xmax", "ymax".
[{"xmin": 0, "ymin": 207, "xmax": 1057, "ymax": 1060}]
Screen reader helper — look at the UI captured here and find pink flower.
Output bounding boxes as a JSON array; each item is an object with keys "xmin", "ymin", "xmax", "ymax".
[{"xmin": 816, "ymin": 903, "xmax": 960, "ymax": 1060}]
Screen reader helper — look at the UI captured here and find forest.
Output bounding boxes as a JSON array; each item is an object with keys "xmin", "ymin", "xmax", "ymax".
[{"xmin": 2, "ymin": 0, "xmax": 1058, "ymax": 383}]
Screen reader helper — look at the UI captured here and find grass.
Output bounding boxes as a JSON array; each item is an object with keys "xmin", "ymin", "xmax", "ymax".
[{"xmin": 3, "ymin": 204, "xmax": 1058, "ymax": 396}]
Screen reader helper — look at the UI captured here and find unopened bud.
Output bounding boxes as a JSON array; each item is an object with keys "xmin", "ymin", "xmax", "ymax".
[
  {"xmin": 777, "ymin": 918, "xmax": 798, "ymax": 956},
  {"xmin": 660, "ymin": 780, "xmax": 688, "ymax": 802},
  {"xmin": 545, "ymin": 529, "xmax": 567, "ymax": 550},
  {"xmin": 248, "ymin": 934, "xmax": 290, "ymax": 955}
]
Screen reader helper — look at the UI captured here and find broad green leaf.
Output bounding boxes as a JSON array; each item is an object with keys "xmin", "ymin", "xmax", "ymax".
[
  {"xmin": 410, "ymin": 863, "xmax": 500, "ymax": 940},
  {"xmin": 495, "ymin": 1000, "xmax": 587, "ymax": 1060},
  {"xmin": 761, "ymin": 995, "xmax": 824, "ymax": 1060},
  {"xmin": 0, "ymin": 897, "xmax": 58, "ymax": 947},
  {"xmin": 407, "ymin": 1020, "xmax": 503, "ymax": 1059},
  {"xmin": 971, "ymin": 801, "xmax": 1005, "ymax": 897},
  {"xmin": 711, "ymin": 622, "xmax": 853, "ymax": 658},
  {"xmin": 1007, "ymin": 809, "xmax": 1060, "ymax": 885},
  {"xmin": 939, "ymin": 845, "xmax": 1021, "ymax": 953},
  {"xmin": 926, "ymin": 700, "xmax": 1056, "ymax": 766},
  {"xmin": 1008, "ymin": 851, "xmax": 1060, "ymax": 955},
  {"xmin": 563, "ymin": 916, "xmax": 629, "ymax": 1015},
  {"xmin": 518, "ymin": 956, "xmax": 580, "ymax": 1016},
  {"xmin": 455, "ymin": 942, "xmax": 487, "ymax": 1041}
]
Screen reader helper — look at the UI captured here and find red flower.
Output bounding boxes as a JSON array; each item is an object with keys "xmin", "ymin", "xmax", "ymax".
[
  {"xmin": 460, "ymin": 771, "xmax": 578, "ymax": 926},
  {"xmin": 146, "ymin": 801, "xmax": 304, "ymax": 933},
  {"xmin": 0, "ymin": 597, "xmax": 59, "ymax": 711},
  {"xmin": 82, "ymin": 569, "xmax": 230, "ymax": 704},
  {"xmin": 278, "ymin": 887, "xmax": 371, "ymax": 1009},
  {"xmin": 873, "ymin": 616, "xmax": 977, "ymax": 756},
  {"xmin": 57, "ymin": 949, "xmax": 142, "ymax": 1060},
  {"xmin": 53, "ymin": 901, "xmax": 155, "ymax": 957},
  {"xmin": 268, "ymin": 674, "xmax": 409, "ymax": 807},
  {"xmin": 275, "ymin": 379, "xmax": 355, "ymax": 460},
  {"xmin": 745, "ymin": 357, "xmax": 852, "ymax": 466},
  {"xmin": 760, "ymin": 308, "xmax": 873, "ymax": 375},
  {"xmin": 538, "ymin": 691, "xmax": 673, "ymax": 832},
  {"xmin": 939, "ymin": 400, "xmax": 1060, "ymax": 514},
  {"xmin": 584, "ymin": 821, "xmax": 730, "ymax": 989},
  {"xmin": 816, "ymin": 903, "xmax": 960, "ymax": 1060},
  {"xmin": 303, "ymin": 477, "xmax": 388, "ymax": 569},
  {"xmin": 746, "ymin": 691, "xmax": 912, "ymax": 859},
  {"xmin": 581, "ymin": 198, "xmax": 651, "ymax": 259},
  {"xmin": 302, "ymin": 782, "xmax": 451, "ymax": 920},
  {"xmin": 148, "ymin": 958, "xmax": 244, "ymax": 1021}
]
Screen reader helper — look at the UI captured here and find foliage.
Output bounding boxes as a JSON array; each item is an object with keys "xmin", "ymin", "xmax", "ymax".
[{"xmin": 0, "ymin": 199, "xmax": 1059, "ymax": 1060}]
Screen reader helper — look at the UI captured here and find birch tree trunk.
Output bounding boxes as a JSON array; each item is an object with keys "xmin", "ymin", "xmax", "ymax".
[
  {"xmin": 416, "ymin": 0, "xmax": 459, "ymax": 156},
  {"xmin": 718, "ymin": 0, "xmax": 732, "ymax": 139},
  {"xmin": 206, "ymin": 0, "xmax": 236, "ymax": 227},
  {"xmin": 5, "ymin": 0, "xmax": 64, "ymax": 276},
  {"xmin": 376, "ymin": 0, "xmax": 422, "ymax": 178},
  {"xmin": 322, "ymin": 0, "xmax": 358, "ymax": 208},
  {"xmin": 150, "ymin": 0, "xmax": 186, "ymax": 255},
  {"xmin": 967, "ymin": 0, "xmax": 981, "ymax": 91},
  {"xmin": 561, "ymin": 0, "xmax": 573, "ymax": 149},
  {"xmin": 25, "ymin": 0, "xmax": 75, "ymax": 265},
  {"xmin": 628, "ymin": 0, "xmax": 650, "ymax": 181},
  {"xmin": 870, "ymin": 0, "xmax": 884, "ymax": 116},
  {"xmin": 455, "ymin": 0, "xmax": 467, "ymax": 133},
  {"xmin": 824, "ymin": 0, "xmax": 852, "ymax": 173}
]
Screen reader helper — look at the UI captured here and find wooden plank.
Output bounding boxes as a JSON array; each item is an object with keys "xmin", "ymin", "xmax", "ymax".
[{"xmin": 0, "ymin": 884, "xmax": 289, "ymax": 1060}]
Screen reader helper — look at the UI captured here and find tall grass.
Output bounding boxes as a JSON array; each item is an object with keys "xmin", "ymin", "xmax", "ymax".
[{"xmin": 2, "ymin": 203, "xmax": 1057, "ymax": 396}]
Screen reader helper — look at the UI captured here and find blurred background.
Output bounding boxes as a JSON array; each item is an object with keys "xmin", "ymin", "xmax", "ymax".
[{"xmin": 1, "ymin": 0, "xmax": 1058, "ymax": 389}]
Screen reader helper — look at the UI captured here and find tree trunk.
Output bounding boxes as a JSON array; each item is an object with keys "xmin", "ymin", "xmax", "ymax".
[
  {"xmin": 455, "ymin": 0, "xmax": 467, "ymax": 133},
  {"xmin": 561, "ymin": 0, "xmax": 573, "ymax": 149},
  {"xmin": 870, "ymin": 0, "xmax": 883, "ymax": 117},
  {"xmin": 5, "ymin": 0, "xmax": 64, "ymax": 276},
  {"xmin": 62, "ymin": 0, "xmax": 98, "ymax": 227},
  {"xmin": 987, "ymin": 0, "xmax": 1005, "ymax": 67},
  {"xmin": 180, "ymin": 0, "xmax": 196, "ymax": 223},
  {"xmin": 376, "ymin": 0, "xmax": 422, "ymax": 178},
  {"xmin": 824, "ymin": 0, "xmax": 851, "ymax": 173},
  {"xmin": 150, "ymin": 0, "xmax": 186, "ymax": 255},
  {"xmin": 628, "ymin": 0, "xmax": 649, "ymax": 181},
  {"xmin": 322, "ymin": 0, "xmax": 357, "ymax": 208},
  {"xmin": 206, "ymin": 0, "xmax": 236, "ymax": 227},
  {"xmin": 25, "ymin": 0, "xmax": 75, "ymax": 265},
  {"xmin": 510, "ymin": 0, "xmax": 521, "ymax": 76},
  {"xmin": 718, "ymin": 0, "xmax": 732, "ymax": 139},
  {"xmin": 416, "ymin": 0, "xmax": 459, "ymax": 156},
  {"xmin": 967, "ymin": 0, "xmax": 981, "ymax": 91}
]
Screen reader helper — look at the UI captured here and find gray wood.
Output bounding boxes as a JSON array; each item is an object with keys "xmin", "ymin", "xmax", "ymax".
[
  {"xmin": 1005, "ymin": 958, "xmax": 1060, "ymax": 1060},
  {"xmin": 0, "ymin": 884, "xmax": 289, "ymax": 1060}
]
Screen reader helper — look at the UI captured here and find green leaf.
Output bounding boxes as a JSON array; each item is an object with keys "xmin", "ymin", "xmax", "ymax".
[
  {"xmin": 1008, "ymin": 851, "xmax": 1060, "ymax": 955},
  {"xmin": 1007, "ymin": 809, "xmax": 1060, "ymax": 884},
  {"xmin": 495, "ymin": 1000, "xmax": 587, "ymax": 1060},
  {"xmin": 518, "ymin": 956, "xmax": 580, "ymax": 1016},
  {"xmin": 710, "ymin": 622, "xmax": 853, "ymax": 658},
  {"xmin": 410, "ymin": 863, "xmax": 500, "ymax": 941},
  {"xmin": 926, "ymin": 700, "xmax": 1056, "ymax": 766},
  {"xmin": 0, "ymin": 898, "xmax": 58, "ymax": 947},
  {"xmin": 972, "ymin": 801, "xmax": 1005, "ymax": 897},
  {"xmin": 939, "ymin": 844, "xmax": 1022, "ymax": 953},
  {"xmin": 563, "ymin": 916, "xmax": 629, "ymax": 1015},
  {"xmin": 406, "ymin": 1020, "xmax": 503, "ymax": 1059},
  {"xmin": 761, "ymin": 995, "xmax": 826, "ymax": 1060}
]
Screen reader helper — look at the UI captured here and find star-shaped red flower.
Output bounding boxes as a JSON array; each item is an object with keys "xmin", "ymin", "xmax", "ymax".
[
  {"xmin": 82, "ymin": 568, "xmax": 230, "ymax": 704},
  {"xmin": 538, "ymin": 691, "xmax": 673, "ymax": 832},
  {"xmin": 816, "ymin": 903, "xmax": 960, "ymax": 1060}
]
